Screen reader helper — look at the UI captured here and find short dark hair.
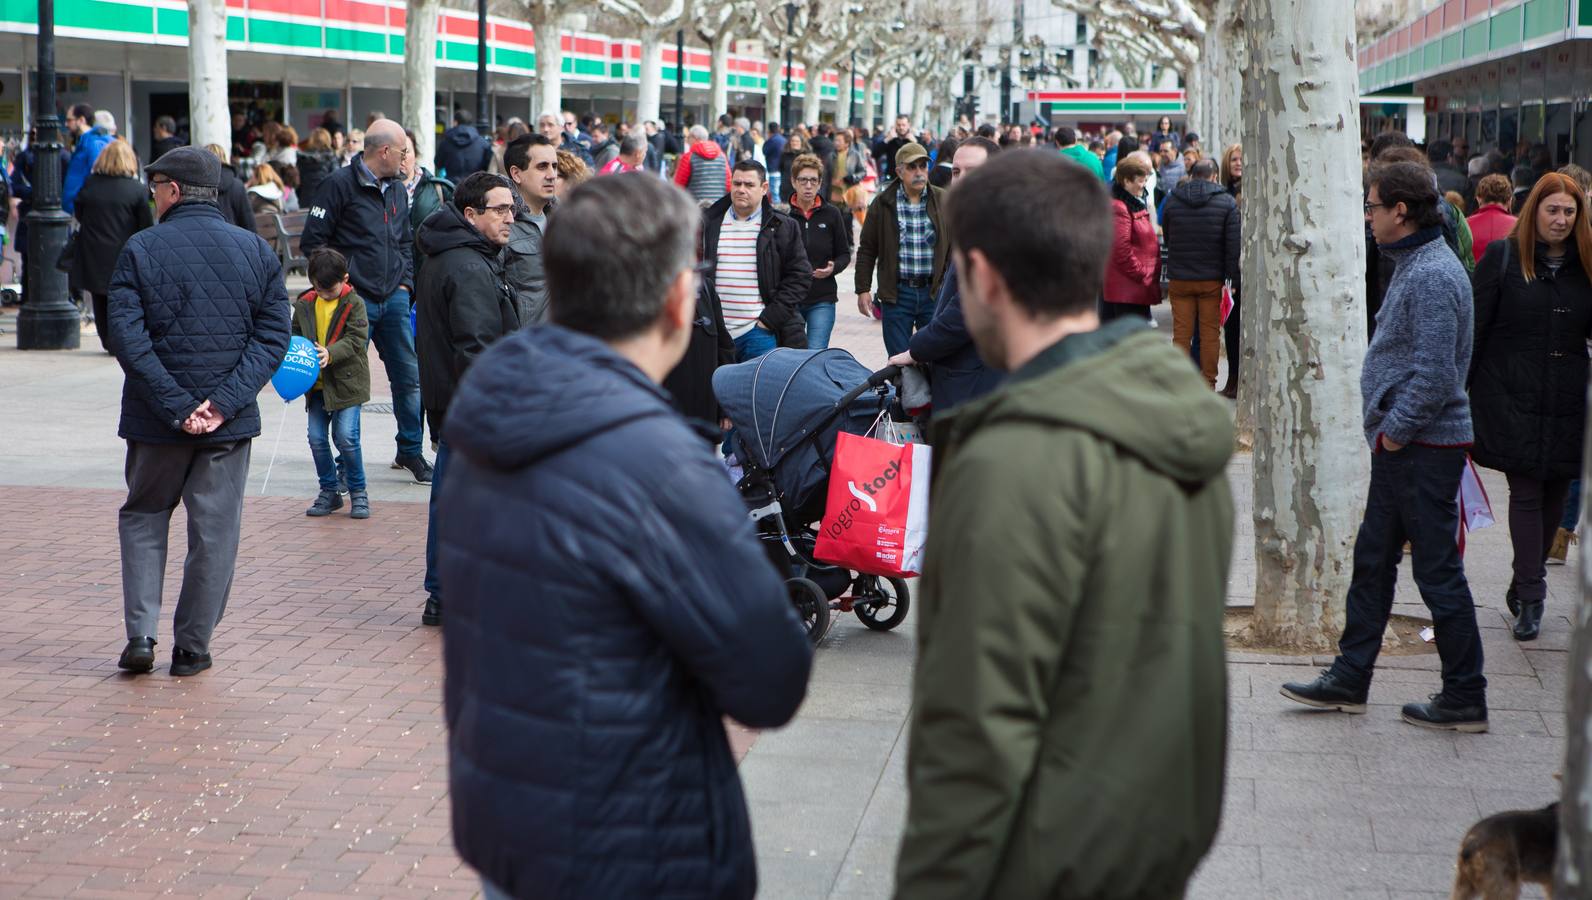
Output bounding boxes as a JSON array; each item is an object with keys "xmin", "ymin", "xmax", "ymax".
[
  {"xmin": 1369, "ymin": 131, "xmax": 1414, "ymax": 161},
  {"xmin": 1189, "ymin": 158, "xmax": 1220, "ymax": 180},
  {"xmin": 545, "ymin": 176, "xmax": 699, "ymax": 341},
  {"xmin": 946, "ymin": 149, "xmax": 1111, "ymax": 319},
  {"xmin": 307, "ymin": 248, "xmax": 348, "ymax": 292},
  {"xmin": 1088, "ymin": 140, "xmax": 1104, "ymax": 153},
  {"xmin": 768, "ymin": 122, "xmax": 782, "ymax": 134},
  {"xmin": 1116, "ymin": 136, "xmax": 1140, "ymax": 155},
  {"xmin": 591, "ymin": 121, "xmax": 609, "ymax": 137},
  {"xmin": 1368, "ymin": 160, "xmax": 1445, "ymax": 230},
  {"xmin": 70, "ymin": 103, "xmax": 93, "ymax": 121},
  {"xmin": 503, "ymin": 133, "xmax": 556, "ymax": 173},
  {"xmin": 975, "ymin": 124, "xmax": 997, "ymax": 139},
  {"xmin": 1427, "ymin": 139, "xmax": 1453, "ymax": 164},
  {"xmin": 155, "ymin": 115, "xmax": 176, "ymax": 133},
  {"xmin": 731, "ymin": 160, "xmax": 767, "ymax": 183},
  {"xmin": 454, "ymin": 108, "xmax": 474, "ymax": 126},
  {"xmin": 960, "ymin": 136, "xmax": 1001, "ymax": 158},
  {"xmin": 454, "ymin": 171, "xmax": 513, "ymax": 212},
  {"xmin": 1054, "ymin": 126, "xmax": 1077, "ymax": 146}
]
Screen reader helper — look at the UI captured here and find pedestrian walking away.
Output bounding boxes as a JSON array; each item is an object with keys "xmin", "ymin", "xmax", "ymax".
[
  {"xmin": 1282, "ymin": 160, "xmax": 1488, "ymax": 732},
  {"xmin": 414, "ymin": 172, "xmax": 520, "ymax": 628},
  {"xmin": 1161, "ymin": 157, "xmax": 1241, "ymax": 389},
  {"xmin": 855, "ymin": 142, "xmax": 948, "ymax": 356},
  {"xmin": 785, "ymin": 152, "xmax": 851, "ymax": 350},
  {"xmin": 699, "ymin": 160, "xmax": 812, "ymax": 363},
  {"xmin": 894, "ymin": 149, "xmax": 1233, "ymax": 900},
  {"xmin": 439, "ymin": 172, "xmax": 812, "ymax": 900},
  {"xmin": 293, "ymin": 249, "xmax": 372, "ymax": 520},
  {"xmin": 71, "ymin": 140, "xmax": 154, "ymax": 353},
  {"xmin": 436, "ymin": 109, "xmax": 493, "ymax": 181},
  {"xmin": 674, "ymin": 124, "xmax": 733, "ymax": 204},
  {"xmin": 107, "ymin": 145, "xmax": 291, "ymax": 678},
  {"xmin": 502, "ymin": 134, "xmax": 558, "ymax": 325},
  {"xmin": 889, "ymin": 136, "xmax": 1005, "ymax": 414},
  {"xmin": 1468, "ymin": 171, "xmax": 1592, "ymax": 642},
  {"xmin": 300, "ymin": 118, "xmax": 432, "ymax": 484}
]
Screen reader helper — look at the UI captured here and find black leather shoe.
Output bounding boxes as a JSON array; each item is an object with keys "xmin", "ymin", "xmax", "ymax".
[
  {"xmin": 118, "ymin": 637, "xmax": 156, "ymax": 673},
  {"xmin": 1514, "ymin": 600, "xmax": 1544, "ymax": 642},
  {"xmin": 1279, "ymin": 669, "xmax": 1369, "ymax": 714},
  {"xmin": 395, "ymin": 455, "xmax": 433, "ymax": 485},
  {"xmin": 422, "ymin": 595, "xmax": 442, "ymax": 627},
  {"xmin": 1506, "ymin": 585, "xmax": 1520, "ymax": 617},
  {"xmin": 170, "ymin": 647, "xmax": 212, "ymax": 677},
  {"xmin": 1402, "ymin": 694, "xmax": 1488, "ymax": 733}
]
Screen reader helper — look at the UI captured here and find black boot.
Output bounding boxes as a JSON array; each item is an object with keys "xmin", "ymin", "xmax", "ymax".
[
  {"xmin": 1506, "ymin": 584, "xmax": 1520, "ymax": 617},
  {"xmin": 1402, "ymin": 693, "xmax": 1488, "ymax": 733},
  {"xmin": 349, "ymin": 490, "xmax": 370, "ymax": 520},
  {"xmin": 306, "ymin": 489, "xmax": 343, "ymax": 517},
  {"xmin": 1514, "ymin": 599, "xmax": 1544, "ymax": 641},
  {"xmin": 422, "ymin": 595, "xmax": 442, "ymax": 626},
  {"xmin": 1279, "ymin": 669, "xmax": 1369, "ymax": 714}
]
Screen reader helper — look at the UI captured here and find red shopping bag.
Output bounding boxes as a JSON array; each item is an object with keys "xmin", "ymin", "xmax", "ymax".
[
  {"xmin": 814, "ymin": 431, "xmax": 932, "ymax": 577},
  {"xmin": 1219, "ymin": 280, "xmax": 1234, "ymax": 325}
]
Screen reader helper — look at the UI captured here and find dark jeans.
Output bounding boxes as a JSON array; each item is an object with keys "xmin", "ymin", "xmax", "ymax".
[
  {"xmin": 1505, "ymin": 473, "xmax": 1572, "ymax": 603},
  {"xmin": 883, "ymin": 283, "xmax": 933, "ymax": 356},
  {"xmin": 799, "ymin": 300, "xmax": 836, "ymax": 350},
  {"xmin": 366, "ymin": 287, "xmax": 424, "ymax": 460},
  {"xmin": 1562, "ymin": 479, "xmax": 1581, "ymax": 532},
  {"xmin": 423, "ymin": 439, "xmax": 451, "ymax": 600},
  {"xmin": 1223, "ymin": 292, "xmax": 1241, "ymax": 385},
  {"xmin": 1100, "ymin": 300, "xmax": 1152, "ymax": 322},
  {"xmin": 305, "ymin": 391, "xmax": 365, "ymax": 493},
  {"xmin": 1330, "ymin": 445, "xmax": 1486, "ymax": 705}
]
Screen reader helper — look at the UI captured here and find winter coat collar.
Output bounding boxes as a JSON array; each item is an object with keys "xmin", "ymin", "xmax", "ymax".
[
  {"xmin": 1010, "ymin": 317, "xmax": 1148, "ymax": 385},
  {"xmin": 1112, "ymin": 183, "xmax": 1147, "ymax": 213},
  {"xmin": 1377, "ymin": 225, "xmax": 1443, "ymax": 256},
  {"xmin": 158, "ymin": 200, "xmax": 224, "ymax": 225}
]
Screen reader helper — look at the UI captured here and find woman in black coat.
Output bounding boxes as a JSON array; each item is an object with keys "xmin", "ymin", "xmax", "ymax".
[
  {"xmin": 71, "ymin": 139, "xmax": 154, "ymax": 352},
  {"xmin": 1469, "ymin": 171, "xmax": 1592, "ymax": 641}
]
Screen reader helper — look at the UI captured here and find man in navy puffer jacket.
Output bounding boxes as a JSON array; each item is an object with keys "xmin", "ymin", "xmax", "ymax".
[{"xmin": 439, "ymin": 173, "xmax": 813, "ymax": 900}]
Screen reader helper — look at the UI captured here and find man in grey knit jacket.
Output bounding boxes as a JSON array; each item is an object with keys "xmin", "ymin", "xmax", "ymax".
[{"xmin": 1282, "ymin": 161, "xmax": 1488, "ymax": 733}]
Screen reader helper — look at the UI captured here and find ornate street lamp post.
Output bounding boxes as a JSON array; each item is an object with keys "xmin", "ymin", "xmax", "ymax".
[{"xmin": 17, "ymin": 0, "xmax": 78, "ymax": 350}]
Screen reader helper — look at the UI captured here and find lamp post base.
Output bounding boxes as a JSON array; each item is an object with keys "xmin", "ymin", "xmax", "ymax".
[{"xmin": 16, "ymin": 302, "xmax": 82, "ymax": 350}]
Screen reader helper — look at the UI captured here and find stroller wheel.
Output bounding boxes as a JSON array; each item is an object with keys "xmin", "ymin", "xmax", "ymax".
[
  {"xmin": 787, "ymin": 577, "xmax": 831, "ymax": 645},
  {"xmin": 853, "ymin": 575, "xmax": 911, "ymax": 631}
]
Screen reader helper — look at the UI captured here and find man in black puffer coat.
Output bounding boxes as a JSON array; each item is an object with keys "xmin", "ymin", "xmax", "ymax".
[
  {"xmin": 108, "ymin": 147, "xmax": 290, "ymax": 678},
  {"xmin": 413, "ymin": 172, "xmax": 518, "ymax": 629},
  {"xmin": 439, "ymin": 174, "xmax": 812, "ymax": 900},
  {"xmin": 1161, "ymin": 157, "xmax": 1240, "ymax": 389}
]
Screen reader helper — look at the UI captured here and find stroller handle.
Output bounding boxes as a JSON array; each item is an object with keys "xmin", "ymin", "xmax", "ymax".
[{"xmin": 832, "ymin": 364, "xmax": 902, "ymax": 411}]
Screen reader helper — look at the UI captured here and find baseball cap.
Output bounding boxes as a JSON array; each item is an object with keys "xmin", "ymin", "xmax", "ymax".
[{"xmin": 895, "ymin": 142, "xmax": 928, "ymax": 167}]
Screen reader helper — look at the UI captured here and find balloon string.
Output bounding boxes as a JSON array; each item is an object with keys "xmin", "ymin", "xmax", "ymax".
[{"xmin": 259, "ymin": 402, "xmax": 289, "ymax": 495}]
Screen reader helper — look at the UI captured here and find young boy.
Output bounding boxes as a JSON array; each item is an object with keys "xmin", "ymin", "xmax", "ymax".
[{"xmin": 293, "ymin": 249, "xmax": 371, "ymax": 518}]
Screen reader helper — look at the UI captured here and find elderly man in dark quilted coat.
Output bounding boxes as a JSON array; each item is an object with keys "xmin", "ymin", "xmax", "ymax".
[{"xmin": 107, "ymin": 146, "xmax": 290, "ymax": 679}]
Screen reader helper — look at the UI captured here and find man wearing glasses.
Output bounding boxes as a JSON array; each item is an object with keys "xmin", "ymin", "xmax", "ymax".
[
  {"xmin": 856, "ymin": 142, "xmax": 949, "ymax": 356},
  {"xmin": 302, "ymin": 118, "xmax": 432, "ymax": 486},
  {"xmin": 413, "ymin": 172, "xmax": 519, "ymax": 628}
]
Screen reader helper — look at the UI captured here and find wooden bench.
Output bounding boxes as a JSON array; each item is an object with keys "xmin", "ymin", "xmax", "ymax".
[{"xmin": 256, "ymin": 211, "xmax": 309, "ymax": 276}]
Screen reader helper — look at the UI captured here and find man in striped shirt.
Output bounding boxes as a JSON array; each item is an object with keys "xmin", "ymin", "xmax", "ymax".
[{"xmin": 701, "ymin": 160, "xmax": 812, "ymax": 362}]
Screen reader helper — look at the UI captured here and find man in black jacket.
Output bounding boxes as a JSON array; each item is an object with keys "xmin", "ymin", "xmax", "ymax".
[
  {"xmin": 701, "ymin": 160, "xmax": 812, "ymax": 358},
  {"xmin": 1161, "ymin": 157, "xmax": 1240, "ymax": 390},
  {"xmin": 414, "ymin": 172, "xmax": 517, "ymax": 628},
  {"xmin": 302, "ymin": 118, "xmax": 431, "ymax": 483},
  {"xmin": 436, "ymin": 109, "xmax": 493, "ymax": 181},
  {"xmin": 438, "ymin": 172, "xmax": 810, "ymax": 900},
  {"xmin": 890, "ymin": 137, "xmax": 1003, "ymax": 413},
  {"xmin": 108, "ymin": 147, "xmax": 290, "ymax": 678}
]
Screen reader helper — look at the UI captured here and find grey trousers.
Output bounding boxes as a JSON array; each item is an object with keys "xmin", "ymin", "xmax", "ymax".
[{"xmin": 119, "ymin": 439, "xmax": 251, "ymax": 655}]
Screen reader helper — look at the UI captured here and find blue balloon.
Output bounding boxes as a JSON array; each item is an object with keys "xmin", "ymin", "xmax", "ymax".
[{"xmin": 272, "ymin": 335, "xmax": 321, "ymax": 402}]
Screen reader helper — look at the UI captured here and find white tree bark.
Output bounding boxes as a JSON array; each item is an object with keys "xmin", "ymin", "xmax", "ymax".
[
  {"xmin": 534, "ymin": 9, "xmax": 563, "ymax": 119},
  {"xmin": 709, "ymin": 30, "xmax": 732, "ymax": 123},
  {"xmin": 881, "ymin": 75, "xmax": 897, "ymax": 127},
  {"xmin": 636, "ymin": 30, "xmax": 665, "ymax": 127},
  {"xmin": 861, "ymin": 74, "xmax": 877, "ymax": 129},
  {"xmin": 800, "ymin": 63, "xmax": 824, "ymax": 127},
  {"xmin": 910, "ymin": 77, "xmax": 927, "ymax": 133},
  {"xmin": 766, "ymin": 49, "xmax": 784, "ymax": 125},
  {"xmin": 1243, "ymin": 0, "xmax": 1369, "ymax": 649},
  {"xmin": 188, "ymin": 0, "xmax": 230, "ymax": 152},
  {"xmin": 1559, "ymin": 410, "xmax": 1592, "ymax": 893},
  {"xmin": 403, "ymin": 0, "xmax": 440, "ymax": 170}
]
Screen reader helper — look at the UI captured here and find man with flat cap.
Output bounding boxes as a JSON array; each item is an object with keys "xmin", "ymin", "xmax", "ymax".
[
  {"xmin": 855, "ymin": 141, "xmax": 948, "ymax": 356},
  {"xmin": 108, "ymin": 145, "xmax": 290, "ymax": 678}
]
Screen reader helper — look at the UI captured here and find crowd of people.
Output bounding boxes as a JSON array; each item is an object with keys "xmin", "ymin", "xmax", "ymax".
[{"xmin": 18, "ymin": 91, "xmax": 1592, "ymax": 896}]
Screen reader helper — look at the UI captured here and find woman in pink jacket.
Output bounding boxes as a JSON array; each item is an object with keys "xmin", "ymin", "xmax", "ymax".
[{"xmin": 1103, "ymin": 155, "xmax": 1163, "ymax": 320}]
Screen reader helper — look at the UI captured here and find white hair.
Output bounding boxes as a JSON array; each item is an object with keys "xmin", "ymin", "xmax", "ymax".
[
  {"xmin": 93, "ymin": 110, "xmax": 116, "ymax": 133},
  {"xmin": 688, "ymin": 124, "xmax": 709, "ymax": 142},
  {"xmin": 537, "ymin": 112, "xmax": 560, "ymax": 125}
]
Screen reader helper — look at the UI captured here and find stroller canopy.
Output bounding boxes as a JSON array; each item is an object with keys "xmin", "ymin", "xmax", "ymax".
[{"xmin": 712, "ymin": 348, "xmax": 890, "ymax": 511}]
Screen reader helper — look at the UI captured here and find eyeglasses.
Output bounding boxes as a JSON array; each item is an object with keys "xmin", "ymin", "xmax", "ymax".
[
  {"xmin": 474, "ymin": 203, "xmax": 516, "ymax": 217},
  {"xmin": 1363, "ymin": 201, "xmax": 1389, "ymax": 214},
  {"xmin": 793, "ymin": 176, "xmax": 821, "ymax": 184},
  {"xmin": 148, "ymin": 177, "xmax": 172, "ymax": 195}
]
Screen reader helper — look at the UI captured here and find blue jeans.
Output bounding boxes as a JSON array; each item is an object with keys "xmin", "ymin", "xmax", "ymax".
[
  {"xmin": 734, "ymin": 325, "xmax": 778, "ymax": 362},
  {"xmin": 882, "ymin": 283, "xmax": 933, "ymax": 357},
  {"xmin": 305, "ymin": 391, "xmax": 365, "ymax": 492},
  {"xmin": 1330, "ymin": 445, "xmax": 1485, "ymax": 705},
  {"xmin": 423, "ymin": 440, "xmax": 451, "ymax": 600},
  {"xmin": 366, "ymin": 287, "xmax": 424, "ymax": 459},
  {"xmin": 799, "ymin": 301, "xmax": 836, "ymax": 350},
  {"xmin": 1563, "ymin": 479, "xmax": 1581, "ymax": 531}
]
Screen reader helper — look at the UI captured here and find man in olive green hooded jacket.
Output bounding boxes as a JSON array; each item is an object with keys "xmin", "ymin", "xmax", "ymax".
[{"xmin": 894, "ymin": 150, "xmax": 1235, "ymax": 900}]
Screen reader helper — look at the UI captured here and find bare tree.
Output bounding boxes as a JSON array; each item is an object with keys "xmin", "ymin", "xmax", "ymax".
[
  {"xmin": 188, "ymin": 0, "xmax": 230, "ymax": 151},
  {"xmin": 1239, "ymin": 0, "xmax": 1369, "ymax": 649},
  {"xmin": 598, "ymin": 0, "xmax": 690, "ymax": 126},
  {"xmin": 1559, "ymin": 421, "xmax": 1592, "ymax": 898},
  {"xmin": 692, "ymin": 0, "xmax": 748, "ymax": 123},
  {"xmin": 403, "ymin": 0, "xmax": 441, "ymax": 168}
]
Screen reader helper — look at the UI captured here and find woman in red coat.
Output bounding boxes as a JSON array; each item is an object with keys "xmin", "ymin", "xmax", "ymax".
[
  {"xmin": 1467, "ymin": 173, "xmax": 1517, "ymax": 265},
  {"xmin": 1103, "ymin": 154, "xmax": 1162, "ymax": 320}
]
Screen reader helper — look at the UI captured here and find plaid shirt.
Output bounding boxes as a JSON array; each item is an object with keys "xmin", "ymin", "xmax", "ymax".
[{"xmin": 897, "ymin": 192, "xmax": 935, "ymax": 279}]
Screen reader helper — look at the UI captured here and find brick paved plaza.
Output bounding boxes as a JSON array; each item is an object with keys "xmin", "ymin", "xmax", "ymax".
[{"xmin": 0, "ymin": 303, "xmax": 1571, "ymax": 898}]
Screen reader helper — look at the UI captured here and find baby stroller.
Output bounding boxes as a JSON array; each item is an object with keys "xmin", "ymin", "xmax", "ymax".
[{"xmin": 713, "ymin": 348, "xmax": 912, "ymax": 644}]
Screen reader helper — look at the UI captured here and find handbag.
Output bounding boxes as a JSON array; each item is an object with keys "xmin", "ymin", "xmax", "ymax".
[{"xmin": 55, "ymin": 231, "xmax": 78, "ymax": 273}]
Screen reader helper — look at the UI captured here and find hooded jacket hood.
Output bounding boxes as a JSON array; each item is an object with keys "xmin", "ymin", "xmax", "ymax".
[
  {"xmin": 247, "ymin": 181, "xmax": 283, "ymax": 202},
  {"xmin": 690, "ymin": 140, "xmax": 724, "ymax": 159},
  {"xmin": 446, "ymin": 124, "xmax": 483, "ymax": 147},
  {"xmin": 1171, "ymin": 177, "xmax": 1226, "ymax": 207},
  {"xmin": 445, "ymin": 325, "xmax": 676, "ymax": 471},
  {"xmin": 416, "ymin": 202, "xmax": 500, "ymax": 259},
  {"xmin": 943, "ymin": 319, "xmax": 1233, "ymax": 485}
]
